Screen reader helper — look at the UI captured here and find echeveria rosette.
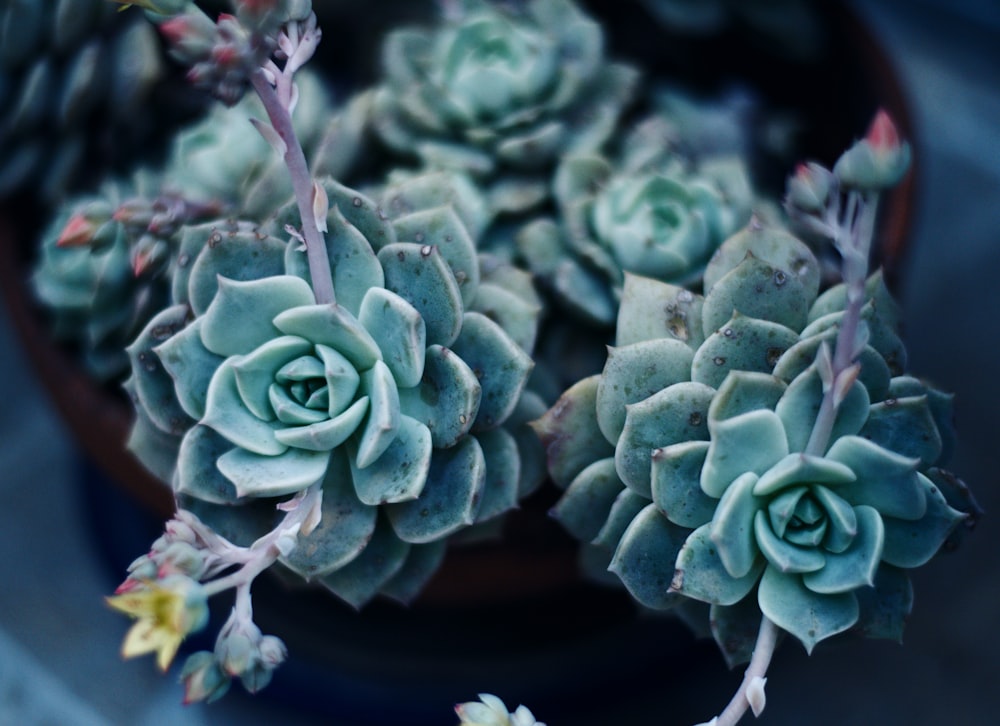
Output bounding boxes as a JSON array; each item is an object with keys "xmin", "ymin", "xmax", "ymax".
[
  {"xmin": 658, "ymin": 367, "xmax": 967, "ymax": 659},
  {"xmin": 536, "ymin": 221, "xmax": 969, "ymax": 661},
  {"xmin": 127, "ymin": 180, "xmax": 539, "ymax": 607},
  {"xmin": 536, "ymin": 222, "xmax": 826, "ymax": 594},
  {"xmin": 518, "ymin": 117, "xmax": 755, "ymax": 328},
  {"xmin": 370, "ymin": 0, "xmax": 638, "ymax": 212}
]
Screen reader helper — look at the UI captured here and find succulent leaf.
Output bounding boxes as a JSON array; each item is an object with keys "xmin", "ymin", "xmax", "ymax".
[
  {"xmin": 673, "ymin": 522, "xmax": 764, "ymax": 606},
  {"xmin": 616, "ymin": 382, "xmax": 715, "ymax": 497},
  {"xmin": 386, "ymin": 435, "xmax": 486, "ymax": 544},
  {"xmin": 378, "ymin": 243, "xmax": 464, "ymax": 347},
  {"xmin": 319, "ymin": 515, "xmax": 411, "ymax": 610},
  {"xmin": 397, "ymin": 344, "xmax": 481, "ymax": 449},
  {"xmin": 552, "ymin": 458, "xmax": 623, "ymax": 542},
  {"xmin": 279, "ymin": 451, "xmax": 379, "ymax": 578},
  {"xmin": 173, "ymin": 424, "xmax": 240, "ymax": 504},
  {"xmin": 757, "ymin": 567, "xmax": 859, "ymax": 653},
  {"xmin": 651, "ymin": 440, "xmax": 717, "ymax": 529},
  {"xmin": 610, "ymin": 504, "xmax": 688, "ymax": 610},
  {"xmin": 597, "ymin": 339, "xmax": 695, "ymax": 443},
  {"xmin": 450, "ymin": 312, "xmax": 533, "ymax": 431}
]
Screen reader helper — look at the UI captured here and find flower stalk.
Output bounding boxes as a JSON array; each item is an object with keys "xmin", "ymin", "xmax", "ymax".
[{"xmin": 700, "ymin": 616, "xmax": 779, "ymax": 726}]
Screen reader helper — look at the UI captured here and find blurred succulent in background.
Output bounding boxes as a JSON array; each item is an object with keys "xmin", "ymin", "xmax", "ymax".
[
  {"xmin": 30, "ymin": 176, "xmax": 223, "ymax": 380},
  {"xmin": 0, "ymin": 0, "xmax": 193, "ymax": 203},
  {"xmin": 370, "ymin": 0, "xmax": 639, "ymax": 214},
  {"xmin": 518, "ymin": 115, "xmax": 756, "ymax": 328}
]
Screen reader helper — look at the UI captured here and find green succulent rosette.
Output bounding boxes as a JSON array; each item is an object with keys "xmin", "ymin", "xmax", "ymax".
[
  {"xmin": 127, "ymin": 178, "xmax": 541, "ymax": 607},
  {"xmin": 370, "ymin": 0, "xmax": 638, "ymax": 212},
  {"xmin": 519, "ymin": 116, "xmax": 755, "ymax": 327},
  {"xmin": 535, "ymin": 222, "xmax": 968, "ymax": 663}
]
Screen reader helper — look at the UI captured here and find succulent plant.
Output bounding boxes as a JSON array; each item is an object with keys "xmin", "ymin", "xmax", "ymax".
[
  {"xmin": 127, "ymin": 176, "xmax": 540, "ymax": 607},
  {"xmin": 518, "ymin": 115, "xmax": 756, "ymax": 327},
  {"xmin": 0, "ymin": 0, "xmax": 183, "ymax": 202},
  {"xmin": 534, "ymin": 221, "xmax": 968, "ymax": 662},
  {"xmin": 369, "ymin": 0, "xmax": 638, "ymax": 213}
]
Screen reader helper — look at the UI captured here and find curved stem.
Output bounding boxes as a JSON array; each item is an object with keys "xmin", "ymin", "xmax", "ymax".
[
  {"xmin": 249, "ymin": 68, "xmax": 335, "ymax": 305},
  {"xmin": 708, "ymin": 616, "xmax": 780, "ymax": 726},
  {"xmin": 201, "ymin": 482, "xmax": 322, "ymax": 599},
  {"xmin": 804, "ymin": 192, "xmax": 879, "ymax": 456}
]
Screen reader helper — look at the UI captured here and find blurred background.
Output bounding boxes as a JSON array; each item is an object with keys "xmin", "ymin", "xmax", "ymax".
[{"xmin": 1, "ymin": 0, "xmax": 998, "ymax": 723}]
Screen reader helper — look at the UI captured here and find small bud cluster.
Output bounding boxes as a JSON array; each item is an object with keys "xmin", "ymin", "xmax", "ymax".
[
  {"xmin": 784, "ymin": 108, "xmax": 911, "ymax": 291},
  {"xmin": 180, "ymin": 608, "xmax": 288, "ymax": 704},
  {"xmin": 117, "ymin": 511, "xmax": 242, "ymax": 592},
  {"xmin": 55, "ymin": 191, "xmax": 221, "ymax": 278},
  {"xmin": 146, "ymin": 1, "xmax": 315, "ymax": 107},
  {"xmin": 109, "ymin": 486, "xmax": 322, "ymax": 696}
]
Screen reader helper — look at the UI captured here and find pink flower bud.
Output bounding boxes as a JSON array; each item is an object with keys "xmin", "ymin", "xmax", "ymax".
[
  {"xmin": 866, "ymin": 109, "xmax": 901, "ymax": 152},
  {"xmin": 833, "ymin": 108, "xmax": 911, "ymax": 191},
  {"xmin": 56, "ymin": 214, "xmax": 97, "ymax": 247}
]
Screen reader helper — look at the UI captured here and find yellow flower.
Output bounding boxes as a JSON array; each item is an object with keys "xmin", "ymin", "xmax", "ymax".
[{"xmin": 106, "ymin": 576, "xmax": 209, "ymax": 671}]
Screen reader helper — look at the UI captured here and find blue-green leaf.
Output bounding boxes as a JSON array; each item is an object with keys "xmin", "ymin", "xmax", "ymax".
[
  {"xmin": 358, "ymin": 287, "xmax": 426, "ymax": 389},
  {"xmin": 702, "ymin": 409, "xmax": 787, "ymax": 498},
  {"xmin": 617, "ymin": 381, "xmax": 715, "ymax": 498},
  {"xmin": 386, "ymin": 435, "xmax": 486, "ymax": 543},
  {"xmin": 319, "ymin": 514, "xmax": 410, "ymax": 610},
  {"xmin": 200, "ymin": 276, "xmax": 315, "ymax": 358},
  {"xmin": 378, "ymin": 540, "xmax": 448, "ymax": 605},
  {"xmin": 597, "ymin": 339, "xmax": 695, "ymax": 443},
  {"xmin": 450, "ymin": 312, "xmax": 532, "ymax": 431},
  {"xmin": 280, "ymin": 450, "xmax": 377, "ymax": 577},
  {"xmin": 708, "ymin": 371, "xmax": 786, "ymax": 423},
  {"xmin": 651, "ymin": 440, "xmax": 716, "ymax": 529},
  {"xmin": 203, "ymin": 360, "xmax": 286, "ymax": 456},
  {"xmin": 826, "ymin": 436, "xmax": 925, "ymax": 520},
  {"xmin": 355, "ymin": 361, "xmax": 401, "ymax": 467},
  {"xmin": 610, "ymin": 504, "xmax": 688, "ymax": 610},
  {"xmin": 378, "ymin": 242, "xmax": 464, "ymax": 347},
  {"xmin": 273, "ymin": 303, "xmax": 381, "ymax": 371},
  {"xmin": 552, "ymin": 457, "xmax": 622, "ymax": 541},
  {"xmin": 350, "ymin": 415, "xmax": 432, "ymax": 505},
  {"xmin": 174, "ymin": 425, "xmax": 239, "ymax": 504},
  {"xmin": 532, "ymin": 375, "xmax": 614, "ymax": 489},
  {"xmin": 803, "ymin": 505, "xmax": 883, "ymax": 594},
  {"xmin": 881, "ymin": 473, "xmax": 967, "ymax": 568},
  {"xmin": 217, "ymin": 446, "xmax": 331, "ymax": 499},
  {"xmin": 757, "ymin": 566, "xmax": 859, "ymax": 653},
  {"xmin": 231, "ymin": 336, "xmax": 314, "ymax": 421},
  {"xmin": 673, "ymin": 523, "xmax": 763, "ymax": 606},
  {"xmin": 398, "ymin": 344, "xmax": 480, "ymax": 448},
  {"xmin": 711, "ymin": 472, "xmax": 763, "ymax": 578}
]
